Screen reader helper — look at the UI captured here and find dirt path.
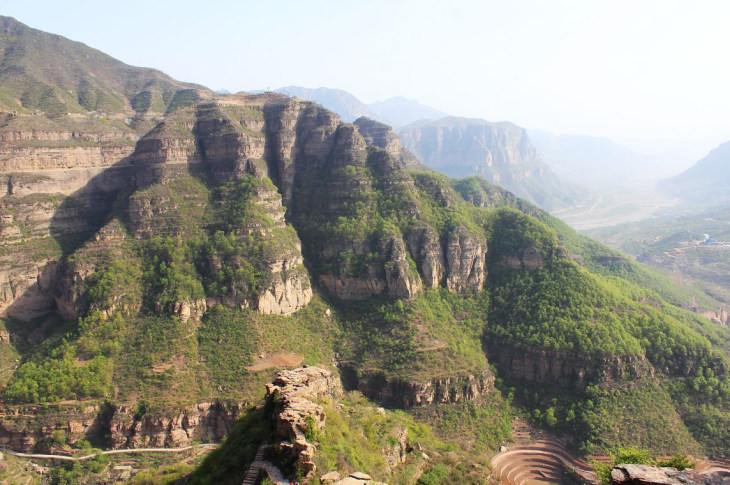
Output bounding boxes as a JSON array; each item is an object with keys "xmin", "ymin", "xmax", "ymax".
[{"xmin": 245, "ymin": 352, "xmax": 303, "ymax": 372}]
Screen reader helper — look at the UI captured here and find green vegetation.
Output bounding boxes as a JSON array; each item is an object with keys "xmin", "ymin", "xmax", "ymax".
[
  {"xmin": 5, "ymin": 341, "xmax": 112, "ymax": 403},
  {"xmin": 594, "ymin": 445, "xmax": 696, "ymax": 485},
  {"xmin": 413, "ymin": 390, "xmax": 513, "ymax": 452},
  {"xmin": 190, "ymin": 407, "xmax": 269, "ymax": 485}
]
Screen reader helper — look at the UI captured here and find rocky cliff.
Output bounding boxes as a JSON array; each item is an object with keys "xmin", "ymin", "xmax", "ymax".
[
  {"xmin": 487, "ymin": 341, "xmax": 654, "ymax": 389},
  {"xmin": 0, "ymin": 401, "xmax": 243, "ymax": 452},
  {"xmin": 398, "ymin": 117, "xmax": 587, "ymax": 210},
  {"xmin": 345, "ymin": 367, "xmax": 495, "ymax": 408},
  {"xmin": 0, "ymin": 115, "xmax": 142, "ymax": 321},
  {"xmin": 610, "ymin": 464, "xmax": 730, "ymax": 485}
]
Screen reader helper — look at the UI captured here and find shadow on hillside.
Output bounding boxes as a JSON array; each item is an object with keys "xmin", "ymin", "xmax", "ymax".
[{"xmin": 3, "ymin": 152, "xmax": 138, "ymax": 346}]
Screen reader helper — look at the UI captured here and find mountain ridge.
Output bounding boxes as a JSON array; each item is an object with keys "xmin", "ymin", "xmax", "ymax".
[{"xmin": 659, "ymin": 140, "xmax": 730, "ymax": 207}]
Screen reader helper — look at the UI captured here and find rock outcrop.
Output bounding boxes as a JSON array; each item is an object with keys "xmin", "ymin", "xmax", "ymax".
[
  {"xmin": 266, "ymin": 366, "xmax": 342, "ymax": 479},
  {"xmin": 345, "ymin": 368, "xmax": 495, "ymax": 408},
  {"xmin": 488, "ymin": 341, "xmax": 654, "ymax": 389},
  {"xmin": 0, "ymin": 401, "xmax": 243, "ymax": 452},
  {"xmin": 610, "ymin": 464, "xmax": 730, "ymax": 485}
]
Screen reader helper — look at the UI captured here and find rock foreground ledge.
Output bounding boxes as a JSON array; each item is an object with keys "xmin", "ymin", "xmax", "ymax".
[{"xmin": 611, "ymin": 464, "xmax": 730, "ymax": 485}]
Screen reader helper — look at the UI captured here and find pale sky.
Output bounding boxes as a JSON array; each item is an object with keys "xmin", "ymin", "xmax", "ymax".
[{"xmin": 3, "ymin": 0, "xmax": 730, "ymax": 154}]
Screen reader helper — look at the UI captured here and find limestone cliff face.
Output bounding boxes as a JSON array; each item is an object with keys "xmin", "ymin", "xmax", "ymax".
[
  {"xmin": 0, "ymin": 401, "xmax": 243, "ymax": 452},
  {"xmin": 0, "ymin": 118, "xmax": 140, "ymax": 321},
  {"xmin": 4, "ymin": 94, "xmax": 525, "ymax": 320},
  {"xmin": 354, "ymin": 117, "xmax": 403, "ymax": 157},
  {"xmin": 54, "ymin": 100, "xmax": 315, "ymax": 318},
  {"xmin": 399, "ymin": 118, "xmax": 543, "ymax": 180},
  {"xmin": 398, "ymin": 117, "xmax": 585, "ymax": 210},
  {"xmin": 487, "ymin": 340, "xmax": 655, "ymax": 389},
  {"xmin": 345, "ymin": 368, "xmax": 495, "ymax": 408}
]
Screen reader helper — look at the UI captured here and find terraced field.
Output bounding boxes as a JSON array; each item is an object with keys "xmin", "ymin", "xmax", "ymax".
[
  {"xmin": 492, "ymin": 437, "xmax": 730, "ymax": 485},
  {"xmin": 491, "ymin": 438, "xmax": 601, "ymax": 485}
]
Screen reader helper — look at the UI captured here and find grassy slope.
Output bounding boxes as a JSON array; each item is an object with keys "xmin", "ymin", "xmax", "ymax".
[{"xmin": 0, "ymin": 16, "xmax": 206, "ymax": 115}]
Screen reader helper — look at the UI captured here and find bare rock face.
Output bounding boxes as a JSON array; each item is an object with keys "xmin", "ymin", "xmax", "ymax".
[
  {"xmin": 0, "ymin": 118, "xmax": 141, "ymax": 321},
  {"xmin": 0, "ymin": 401, "xmax": 243, "ymax": 452},
  {"xmin": 109, "ymin": 402, "xmax": 243, "ymax": 448},
  {"xmin": 498, "ymin": 244, "xmax": 547, "ymax": 270},
  {"xmin": 488, "ymin": 341, "xmax": 654, "ymax": 389},
  {"xmin": 444, "ymin": 228, "xmax": 488, "ymax": 292},
  {"xmin": 398, "ymin": 117, "xmax": 582, "ymax": 210},
  {"xmin": 353, "ymin": 117, "xmax": 402, "ymax": 156},
  {"xmin": 349, "ymin": 368, "xmax": 495, "ymax": 408},
  {"xmin": 266, "ymin": 366, "xmax": 342, "ymax": 479},
  {"xmin": 610, "ymin": 464, "xmax": 730, "ymax": 485}
]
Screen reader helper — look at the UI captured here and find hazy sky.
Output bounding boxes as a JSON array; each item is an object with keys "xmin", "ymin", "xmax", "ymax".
[{"xmin": 4, "ymin": 0, "xmax": 730, "ymax": 153}]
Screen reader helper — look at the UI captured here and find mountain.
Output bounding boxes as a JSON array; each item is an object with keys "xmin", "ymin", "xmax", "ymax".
[
  {"xmin": 527, "ymin": 130, "xmax": 690, "ymax": 186},
  {"xmin": 0, "ymin": 16, "xmax": 208, "ymax": 116},
  {"xmin": 369, "ymin": 95, "xmax": 448, "ymax": 127},
  {"xmin": 399, "ymin": 117, "xmax": 590, "ymax": 210},
  {"xmin": 659, "ymin": 141, "xmax": 730, "ymax": 207},
  {"xmin": 273, "ymin": 86, "xmax": 448, "ymax": 127},
  {"xmin": 1, "ymin": 17, "xmax": 730, "ymax": 483},
  {"xmin": 274, "ymin": 85, "xmax": 377, "ymax": 122}
]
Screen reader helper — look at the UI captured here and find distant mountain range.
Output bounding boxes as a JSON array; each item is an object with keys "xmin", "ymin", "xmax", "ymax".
[
  {"xmin": 369, "ymin": 96, "xmax": 448, "ymax": 127},
  {"xmin": 273, "ymin": 86, "xmax": 447, "ymax": 127},
  {"xmin": 527, "ymin": 130, "xmax": 690, "ymax": 187},
  {"xmin": 659, "ymin": 141, "xmax": 730, "ymax": 207}
]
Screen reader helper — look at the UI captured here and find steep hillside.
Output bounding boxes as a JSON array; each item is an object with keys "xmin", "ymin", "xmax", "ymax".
[
  {"xmin": 0, "ymin": 16, "xmax": 208, "ymax": 116},
  {"xmin": 399, "ymin": 117, "xmax": 589, "ymax": 210},
  {"xmin": 2, "ymin": 92, "xmax": 729, "ymax": 461},
  {"xmin": 659, "ymin": 141, "xmax": 730, "ymax": 207}
]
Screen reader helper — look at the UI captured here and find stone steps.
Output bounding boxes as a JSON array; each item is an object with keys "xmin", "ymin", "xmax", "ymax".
[{"xmin": 241, "ymin": 446, "xmax": 267, "ymax": 485}]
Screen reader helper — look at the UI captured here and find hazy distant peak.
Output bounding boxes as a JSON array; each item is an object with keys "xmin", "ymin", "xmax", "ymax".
[
  {"xmin": 369, "ymin": 96, "xmax": 448, "ymax": 128},
  {"xmin": 399, "ymin": 116, "xmax": 522, "ymax": 132},
  {"xmin": 273, "ymin": 86, "xmax": 376, "ymax": 123}
]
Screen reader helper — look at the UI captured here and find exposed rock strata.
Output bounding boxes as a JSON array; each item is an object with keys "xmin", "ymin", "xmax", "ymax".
[
  {"xmin": 488, "ymin": 341, "xmax": 654, "ymax": 389},
  {"xmin": 345, "ymin": 368, "xmax": 495, "ymax": 408},
  {"xmin": 398, "ymin": 117, "xmax": 585, "ymax": 209},
  {"xmin": 0, "ymin": 401, "xmax": 243, "ymax": 452},
  {"xmin": 266, "ymin": 366, "xmax": 342, "ymax": 478}
]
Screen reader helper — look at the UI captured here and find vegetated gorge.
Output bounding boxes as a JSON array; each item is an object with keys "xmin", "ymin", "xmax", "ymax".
[{"xmin": 1, "ymin": 15, "xmax": 730, "ymax": 485}]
